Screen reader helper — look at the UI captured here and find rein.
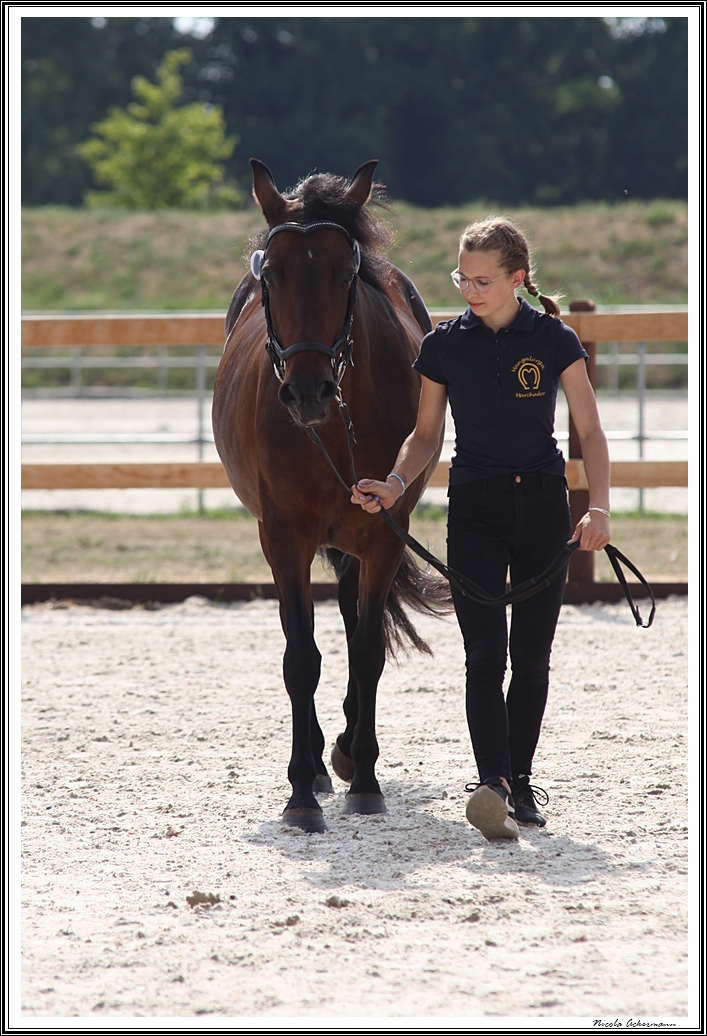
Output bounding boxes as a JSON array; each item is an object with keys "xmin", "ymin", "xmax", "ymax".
[
  {"xmin": 305, "ymin": 415, "xmax": 656, "ymax": 629},
  {"xmin": 257, "ymin": 219, "xmax": 656, "ymax": 628}
]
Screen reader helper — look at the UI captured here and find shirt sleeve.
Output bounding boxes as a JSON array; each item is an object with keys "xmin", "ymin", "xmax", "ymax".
[
  {"xmin": 555, "ymin": 320, "xmax": 589, "ymax": 376},
  {"xmin": 412, "ymin": 327, "xmax": 448, "ymax": 385}
]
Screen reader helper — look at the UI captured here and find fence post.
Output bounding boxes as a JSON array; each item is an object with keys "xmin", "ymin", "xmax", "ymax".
[
  {"xmin": 71, "ymin": 347, "xmax": 82, "ymax": 394},
  {"xmin": 157, "ymin": 346, "xmax": 168, "ymax": 393},
  {"xmin": 196, "ymin": 345, "xmax": 206, "ymax": 514},
  {"xmin": 637, "ymin": 341, "xmax": 646, "ymax": 514},
  {"xmin": 567, "ymin": 300, "xmax": 597, "ymax": 585},
  {"xmin": 610, "ymin": 340, "xmax": 619, "ymax": 395}
]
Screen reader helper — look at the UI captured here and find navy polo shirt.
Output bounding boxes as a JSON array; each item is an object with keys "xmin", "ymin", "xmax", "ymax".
[{"xmin": 413, "ymin": 297, "xmax": 588, "ymax": 484}]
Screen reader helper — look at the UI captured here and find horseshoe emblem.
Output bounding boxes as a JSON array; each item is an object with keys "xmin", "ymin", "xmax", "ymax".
[{"xmin": 517, "ymin": 362, "xmax": 541, "ymax": 391}]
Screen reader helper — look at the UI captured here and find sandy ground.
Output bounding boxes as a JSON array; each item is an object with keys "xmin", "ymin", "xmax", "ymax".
[{"xmin": 19, "ymin": 594, "xmax": 689, "ymax": 1023}]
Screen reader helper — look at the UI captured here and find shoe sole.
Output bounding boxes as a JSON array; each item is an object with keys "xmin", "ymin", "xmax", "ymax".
[
  {"xmin": 516, "ymin": 813, "xmax": 546, "ymax": 827},
  {"xmin": 466, "ymin": 786, "xmax": 520, "ymax": 840}
]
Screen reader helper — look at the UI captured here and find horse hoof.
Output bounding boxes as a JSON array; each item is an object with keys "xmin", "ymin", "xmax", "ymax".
[
  {"xmin": 343, "ymin": 792, "xmax": 387, "ymax": 816},
  {"xmin": 331, "ymin": 743, "xmax": 355, "ymax": 783},
  {"xmin": 281, "ymin": 807, "xmax": 327, "ymax": 834},
  {"xmin": 313, "ymin": 773, "xmax": 335, "ymax": 795}
]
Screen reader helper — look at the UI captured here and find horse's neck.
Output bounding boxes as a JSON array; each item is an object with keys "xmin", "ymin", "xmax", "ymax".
[{"xmin": 354, "ymin": 276, "xmax": 422, "ymax": 365}]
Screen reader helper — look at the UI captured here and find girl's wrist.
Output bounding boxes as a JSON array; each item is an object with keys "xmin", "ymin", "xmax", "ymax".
[
  {"xmin": 386, "ymin": 472, "xmax": 406, "ymax": 499},
  {"xmin": 588, "ymin": 506, "xmax": 610, "ymax": 518}
]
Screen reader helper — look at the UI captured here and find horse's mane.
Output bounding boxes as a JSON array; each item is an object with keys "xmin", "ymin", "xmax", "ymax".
[{"xmin": 247, "ymin": 172, "xmax": 393, "ymax": 291}]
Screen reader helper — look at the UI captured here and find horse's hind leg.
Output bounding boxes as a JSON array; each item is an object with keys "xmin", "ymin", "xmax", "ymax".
[
  {"xmin": 259, "ymin": 521, "xmax": 326, "ymax": 833},
  {"xmin": 331, "ymin": 554, "xmax": 360, "ymax": 784}
]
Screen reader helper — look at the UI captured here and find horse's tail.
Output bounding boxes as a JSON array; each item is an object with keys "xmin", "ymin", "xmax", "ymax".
[
  {"xmin": 322, "ymin": 547, "xmax": 453, "ymax": 658},
  {"xmin": 384, "ymin": 549, "xmax": 453, "ymax": 656}
]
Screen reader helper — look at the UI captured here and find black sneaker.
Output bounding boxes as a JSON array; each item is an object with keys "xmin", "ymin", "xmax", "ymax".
[
  {"xmin": 464, "ymin": 777, "xmax": 519, "ymax": 840},
  {"xmin": 510, "ymin": 775, "xmax": 549, "ymax": 827}
]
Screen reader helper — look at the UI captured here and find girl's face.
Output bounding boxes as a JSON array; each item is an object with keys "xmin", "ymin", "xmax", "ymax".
[{"xmin": 456, "ymin": 248, "xmax": 525, "ymax": 328}]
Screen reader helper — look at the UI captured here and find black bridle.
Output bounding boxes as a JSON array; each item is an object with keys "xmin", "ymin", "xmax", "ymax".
[
  {"xmin": 250, "ymin": 220, "xmax": 361, "ymax": 385},
  {"xmin": 253, "ymin": 221, "xmax": 656, "ymax": 627}
]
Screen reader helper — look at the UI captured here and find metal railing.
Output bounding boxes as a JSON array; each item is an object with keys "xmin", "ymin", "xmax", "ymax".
[{"xmin": 22, "ymin": 344, "xmax": 688, "ymax": 459}]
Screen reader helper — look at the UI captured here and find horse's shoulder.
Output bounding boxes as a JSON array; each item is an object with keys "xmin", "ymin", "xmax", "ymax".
[{"xmin": 225, "ymin": 272, "xmax": 259, "ymax": 341}]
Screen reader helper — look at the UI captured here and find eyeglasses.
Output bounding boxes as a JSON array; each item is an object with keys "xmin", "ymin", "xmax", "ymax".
[{"xmin": 451, "ymin": 270, "xmax": 508, "ymax": 294}]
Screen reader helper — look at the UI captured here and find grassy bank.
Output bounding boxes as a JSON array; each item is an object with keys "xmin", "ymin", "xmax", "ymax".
[
  {"xmin": 22, "ymin": 199, "xmax": 687, "ymax": 312},
  {"xmin": 21, "ymin": 509, "xmax": 687, "ymax": 586}
]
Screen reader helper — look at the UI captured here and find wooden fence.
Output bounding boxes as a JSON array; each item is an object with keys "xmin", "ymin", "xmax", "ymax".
[
  {"xmin": 20, "ymin": 458, "xmax": 688, "ymax": 492},
  {"xmin": 21, "ymin": 310, "xmax": 688, "ymax": 603},
  {"xmin": 20, "ymin": 309, "xmax": 689, "ymax": 347}
]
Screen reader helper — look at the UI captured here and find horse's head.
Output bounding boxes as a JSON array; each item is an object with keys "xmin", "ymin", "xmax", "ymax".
[{"xmin": 250, "ymin": 158, "xmax": 377, "ymax": 427}]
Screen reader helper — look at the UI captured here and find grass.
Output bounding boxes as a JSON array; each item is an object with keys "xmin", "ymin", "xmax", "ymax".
[
  {"xmin": 21, "ymin": 509, "xmax": 687, "ymax": 586},
  {"xmin": 387, "ymin": 199, "xmax": 687, "ymax": 308},
  {"xmin": 21, "ymin": 198, "xmax": 687, "ymax": 312}
]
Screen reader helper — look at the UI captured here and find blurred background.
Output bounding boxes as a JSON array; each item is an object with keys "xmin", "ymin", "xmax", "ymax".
[
  {"xmin": 20, "ymin": 14, "xmax": 688, "ymax": 586},
  {"xmin": 23, "ymin": 14, "xmax": 687, "ymax": 211}
]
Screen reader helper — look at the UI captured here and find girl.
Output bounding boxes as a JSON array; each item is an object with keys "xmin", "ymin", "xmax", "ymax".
[{"xmin": 352, "ymin": 217, "xmax": 611, "ymax": 840}]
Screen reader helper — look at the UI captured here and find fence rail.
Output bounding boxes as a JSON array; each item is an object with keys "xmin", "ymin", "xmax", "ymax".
[
  {"xmin": 20, "ymin": 310, "xmax": 688, "ymax": 345},
  {"xmin": 21, "ymin": 459, "xmax": 687, "ymax": 491}
]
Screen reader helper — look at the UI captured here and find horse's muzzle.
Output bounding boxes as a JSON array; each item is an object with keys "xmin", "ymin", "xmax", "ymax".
[{"xmin": 278, "ymin": 377, "xmax": 337, "ymax": 426}]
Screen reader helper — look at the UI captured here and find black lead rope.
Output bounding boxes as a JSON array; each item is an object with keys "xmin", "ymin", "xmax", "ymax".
[
  {"xmin": 377, "ymin": 506, "xmax": 580, "ymax": 608},
  {"xmin": 304, "ymin": 424, "xmax": 656, "ymax": 628},
  {"xmin": 602, "ymin": 544, "xmax": 656, "ymax": 628}
]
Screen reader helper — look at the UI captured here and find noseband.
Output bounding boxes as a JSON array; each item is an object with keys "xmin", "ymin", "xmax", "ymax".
[{"xmin": 250, "ymin": 221, "xmax": 361, "ymax": 385}]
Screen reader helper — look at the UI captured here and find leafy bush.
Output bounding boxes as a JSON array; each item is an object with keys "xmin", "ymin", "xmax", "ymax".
[{"xmin": 77, "ymin": 49, "xmax": 242, "ymax": 210}]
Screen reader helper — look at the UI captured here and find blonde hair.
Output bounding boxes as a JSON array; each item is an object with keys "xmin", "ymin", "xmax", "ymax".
[{"xmin": 459, "ymin": 216, "xmax": 563, "ymax": 317}]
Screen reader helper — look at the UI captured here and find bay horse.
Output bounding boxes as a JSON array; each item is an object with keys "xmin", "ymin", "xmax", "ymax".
[{"xmin": 212, "ymin": 159, "xmax": 446, "ymax": 833}]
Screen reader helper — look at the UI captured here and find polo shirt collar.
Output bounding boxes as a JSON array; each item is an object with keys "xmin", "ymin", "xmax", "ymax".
[{"xmin": 459, "ymin": 296, "xmax": 538, "ymax": 332}]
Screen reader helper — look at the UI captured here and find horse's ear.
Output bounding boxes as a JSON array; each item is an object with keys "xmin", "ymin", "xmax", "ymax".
[
  {"xmin": 250, "ymin": 158, "xmax": 293, "ymax": 225},
  {"xmin": 344, "ymin": 160, "xmax": 379, "ymax": 208}
]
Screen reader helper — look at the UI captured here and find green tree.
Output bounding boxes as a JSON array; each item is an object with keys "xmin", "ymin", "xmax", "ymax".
[{"xmin": 77, "ymin": 48, "xmax": 242, "ymax": 209}]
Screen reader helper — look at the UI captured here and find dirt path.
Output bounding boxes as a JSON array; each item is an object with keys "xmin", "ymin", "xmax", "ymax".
[{"xmin": 19, "ymin": 596, "xmax": 688, "ymax": 1021}]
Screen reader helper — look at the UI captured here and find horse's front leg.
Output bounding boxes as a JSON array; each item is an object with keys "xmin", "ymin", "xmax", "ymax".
[
  {"xmin": 331, "ymin": 552, "xmax": 360, "ymax": 784},
  {"xmin": 259, "ymin": 521, "xmax": 326, "ymax": 833},
  {"xmin": 344, "ymin": 535, "xmax": 406, "ymax": 815},
  {"xmin": 310, "ymin": 699, "xmax": 334, "ymax": 795}
]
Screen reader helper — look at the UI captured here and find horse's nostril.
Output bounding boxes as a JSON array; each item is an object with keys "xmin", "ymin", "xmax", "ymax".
[
  {"xmin": 316, "ymin": 380, "xmax": 337, "ymax": 404},
  {"xmin": 278, "ymin": 381, "xmax": 301, "ymax": 408}
]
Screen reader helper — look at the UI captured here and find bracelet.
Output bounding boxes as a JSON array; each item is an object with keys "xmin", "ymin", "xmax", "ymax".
[
  {"xmin": 588, "ymin": 506, "xmax": 610, "ymax": 518},
  {"xmin": 387, "ymin": 472, "xmax": 406, "ymax": 497}
]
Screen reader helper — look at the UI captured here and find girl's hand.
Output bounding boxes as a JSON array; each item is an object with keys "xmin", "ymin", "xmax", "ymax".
[
  {"xmin": 351, "ymin": 478, "xmax": 400, "ymax": 513},
  {"xmin": 569, "ymin": 510, "xmax": 611, "ymax": 551}
]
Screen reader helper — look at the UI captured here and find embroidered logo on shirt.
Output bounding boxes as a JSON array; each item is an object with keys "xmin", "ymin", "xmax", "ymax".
[{"xmin": 512, "ymin": 356, "xmax": 546, "ymax": 397}]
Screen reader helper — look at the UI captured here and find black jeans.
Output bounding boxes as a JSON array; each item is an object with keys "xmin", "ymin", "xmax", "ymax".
[{"xmin": 447, "ymin": 471, "xmax": 572, "ymax": 784}]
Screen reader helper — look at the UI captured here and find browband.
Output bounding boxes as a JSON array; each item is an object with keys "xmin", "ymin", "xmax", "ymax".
[{"xmin": 250, "ymin": 222, "xmax": 360, "ymax": 281}]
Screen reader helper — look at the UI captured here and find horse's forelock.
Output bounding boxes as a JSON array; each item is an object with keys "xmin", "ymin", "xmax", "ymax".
[{"xmin": 283, "ymin": 172, "xmax": 390, "ymax": 253}]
